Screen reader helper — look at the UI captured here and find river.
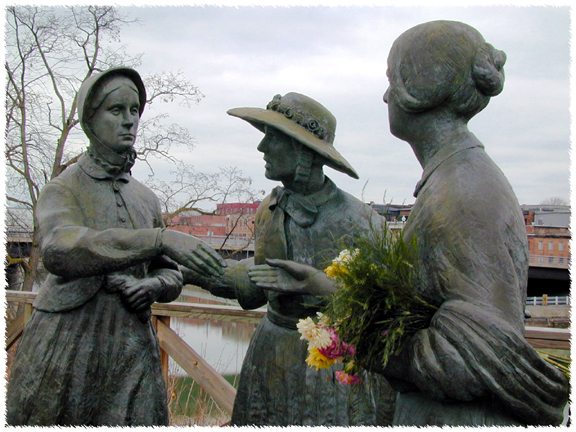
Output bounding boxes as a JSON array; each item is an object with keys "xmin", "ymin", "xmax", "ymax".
[{"xmin": 168, "ymin": 287, "xmax": 259, "ymax": 376}]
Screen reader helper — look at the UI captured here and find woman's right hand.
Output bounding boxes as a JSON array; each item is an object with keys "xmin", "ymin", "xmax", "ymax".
[{"xmin": 161, "ymin": 229, "xmax": 226, "ymax": 278}]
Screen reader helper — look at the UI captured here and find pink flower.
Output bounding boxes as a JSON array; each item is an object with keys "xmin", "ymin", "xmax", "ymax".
[
  {"xmin": 318, "ymin": 327, "xmax": 348, "ymax": 360},
  {"xmin": 345, "ymin": 343, "xmax": 355, "ymax": 357},
  {"xmin": 335, "ymin": 370, "xmax": 361, "ymax": 385}
]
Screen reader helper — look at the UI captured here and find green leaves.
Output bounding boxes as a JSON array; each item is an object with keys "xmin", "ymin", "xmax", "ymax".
[{"xmin": 322, "ymin": 226, "xmax": 437, "ymax": 369}]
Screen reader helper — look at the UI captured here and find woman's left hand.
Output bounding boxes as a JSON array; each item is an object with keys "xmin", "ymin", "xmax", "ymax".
[
  {"xmin": 119, "ymin": 278, "xmax": 164, "ymax": 312},
  {"xmin": 248, "ymin": 259, "xmax": 337, "ymax": 296}
]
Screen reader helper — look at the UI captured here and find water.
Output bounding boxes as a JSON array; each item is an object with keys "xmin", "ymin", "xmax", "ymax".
[
  {"xmin": 167, "ymin": 288, "xmax": 259, "ymax": 376},
  {"xmin": 169, "ymin": 318, "xmax": 256, "ymax": 376}
]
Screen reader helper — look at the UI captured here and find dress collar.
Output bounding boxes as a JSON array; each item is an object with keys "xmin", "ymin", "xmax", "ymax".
[
  {"xmin": 413, "ymin": 139, "xmax": 484, "ymax": 197},
  {"xmin": 78, "ymin": 151, "xmax": 132, "ymax": 183},
  {"xmin": 269, "ymin": 177, "xmax": 338, "ymax": 227}
]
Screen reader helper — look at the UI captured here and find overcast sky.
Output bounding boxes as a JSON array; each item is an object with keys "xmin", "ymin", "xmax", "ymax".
[{"xmin": 56, "ymin": 2, "xmax": 576, "ymax": 207}]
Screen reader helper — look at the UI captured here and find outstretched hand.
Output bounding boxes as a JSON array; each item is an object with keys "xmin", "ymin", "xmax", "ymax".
[
  {"xmin": 161, "ymin": 229, "xmax": 226, "ymax": 278},
  {"xmin": 248, "ymin": 259, "xmax": 336, "ymax": 297}
]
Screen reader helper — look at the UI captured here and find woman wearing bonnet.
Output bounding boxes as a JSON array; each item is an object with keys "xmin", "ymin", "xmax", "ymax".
[
  {"xmin": 374, "ymin": 20, "xmax": 569, "ymax": 426},
  {"xmin": 6, "ymin": 67, "xmax": 225, "ymax": 426}
]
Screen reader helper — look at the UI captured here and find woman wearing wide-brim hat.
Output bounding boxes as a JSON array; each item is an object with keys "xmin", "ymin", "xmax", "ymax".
[{"xmin": 189, "ymin": 92, "xmax": 394, "ymax": 426}]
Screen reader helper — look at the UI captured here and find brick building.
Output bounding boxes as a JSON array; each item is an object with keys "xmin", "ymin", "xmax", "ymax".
[{"xmin": 166, "ymin": 202, "xmax": 261, "ymax": 240}]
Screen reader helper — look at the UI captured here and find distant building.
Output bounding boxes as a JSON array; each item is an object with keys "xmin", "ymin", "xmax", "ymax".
[
  {"xmin": 367, "ymin": 202, "xmax": 413, "ymax": 222},
  {"xmin": 522, "ymin": 204, "xmax": 571, "ymax": 297},
  {"xmin": 521, "ymin": 204, "xmax": 570, "ymax": 228},
  {"xmin": 167, "ymin": 214, "xmax": 227, "ymax": 237},
  {"xmin": 522, "ymin": 204, "xmax": 571, "ymax": 267},
  {"xmin": 526, "ymin": 225, "xmax": 571, "ymax": 267},
  {"xmin": 217, "ymin": 202, "xmax": 260, "ymax": 216},
  {"xmin": 166, "ymin": 201, "xmax": 261, "ymax": 240}
]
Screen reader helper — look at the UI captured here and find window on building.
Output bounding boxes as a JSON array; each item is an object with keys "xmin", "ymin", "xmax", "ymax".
[
  {"xmin": 559, "ymin": 242, "xmax": 564, "ymax": 252},
  {"xmin": 548, "ymin": 256, "xmax": 554, "ymax": 264},
  {"xmin": 548, "ymin": 241, "xmax": 554, "ymax": 251},
  {"xmin": 538, "ymin": 241, "xmax": 543, "ymax": 251},
  {"xmin": 538, "ymin": 256, "xmax": 544, "ymax": 264},
  {"xmin": 559, "ymin": 257, "xmax": 565, "ymax": 264}
]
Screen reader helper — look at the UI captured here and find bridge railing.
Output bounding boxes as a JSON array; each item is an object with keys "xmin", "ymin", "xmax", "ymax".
[
  {"xmin": 526, "ymin": 295, "xmax": 570, "ymax": 306},
  {"xmin": 6, "ymin": 290, "xmax": 569, "ymax": 414},
  {"xmin": 5, "ymin": 290, "xmax": 266, "ymax": 417},
  {"xmin": 195, "ymin": 234, "xmax": 255, "ymax": 251}
]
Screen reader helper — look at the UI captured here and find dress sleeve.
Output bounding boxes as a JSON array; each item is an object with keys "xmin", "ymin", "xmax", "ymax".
[
  {"xmin": 36, "ymin": 180, "xmax": 162, "ymax": 279},
  {"xmin": 382, "ymin": 201, "xmax": 568, "ymax": 425},
  {"xmin": 148, "ymin": 255, "xmax": 184, "ymax": 303}
]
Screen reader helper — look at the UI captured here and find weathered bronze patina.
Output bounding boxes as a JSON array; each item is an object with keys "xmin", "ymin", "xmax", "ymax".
[
  {"xmin": 377, "ymin": 20, "xmax": 569, "ymax": 426},
  {"xmin": 186, "ymin": 92, "xmax": 394, "ymax": 426},
  {"xmin": 6, "ymin": 67, "xmax": 225, "ymax": 426}
]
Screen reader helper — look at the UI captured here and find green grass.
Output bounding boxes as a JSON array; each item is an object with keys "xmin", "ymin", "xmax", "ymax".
[{"xmin": 168, "ymin": 374, "xmax": 239, "ymax": 426}]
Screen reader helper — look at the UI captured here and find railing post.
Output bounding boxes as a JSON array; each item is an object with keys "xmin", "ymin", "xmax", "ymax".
[
  {"xmin": 153, "ymin": 315, "xmax": 171, "ymax": 388},
  {"xmin": 24, "ymin": 303, "xmax": 33, "ymax": 324},
  {"xmin": 542, "ymin": 294, "xmax": 548, "ymax": 306}
]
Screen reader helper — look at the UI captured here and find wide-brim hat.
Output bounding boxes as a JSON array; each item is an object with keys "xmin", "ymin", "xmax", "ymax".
[{"xmin": 227, "ymin": 92, "xmax": 359, "ymax": 179}]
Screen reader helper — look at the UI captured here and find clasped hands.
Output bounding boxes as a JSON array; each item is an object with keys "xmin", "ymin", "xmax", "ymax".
[
  {"xmin": 157, "ymin": 229, "xmax": 335, "ymax": 298},
  {"xmin": 248, "ymin": 259, "xmax": 336, "ymax": 297},
  {"xmin": 160, "ymin": 229, "xmax": 227, "ymax": 279}
]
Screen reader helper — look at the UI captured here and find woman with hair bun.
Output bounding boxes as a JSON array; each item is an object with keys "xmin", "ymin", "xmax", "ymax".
[{"xmin": 376, "ymin": 20, "xmax": 569, "ymax": 426}]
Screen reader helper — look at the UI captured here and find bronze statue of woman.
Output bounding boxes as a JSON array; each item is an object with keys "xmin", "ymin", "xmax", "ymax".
[
  {"xmin": 376, "ymin": 20, "xmax": 569, "ymax": 426},
  {"xmin": 185, "ymin": 92, "xmax": 394, "ymax": 426},
  {"xmin": 6, "ymin": 67, "xmax": 225, "ymax": 426}
]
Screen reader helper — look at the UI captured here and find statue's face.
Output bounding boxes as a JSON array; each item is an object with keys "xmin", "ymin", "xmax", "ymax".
[
  {"xmin": 89, "ymin": 78, "xmax": 140, "ymax": 153},
  {"xmin": 383, "ymin": 67, "xmax": 411, "ymax": 141},
  {"xmin": 257, "ymin": 126, "xmax": 299, "ymax": 182}
]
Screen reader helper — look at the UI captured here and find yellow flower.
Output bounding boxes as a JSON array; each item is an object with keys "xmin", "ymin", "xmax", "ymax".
[
  {"xmin": 305, "ymin": 348, "xmax": 336, "ymax": 370},
  {"xmin": 325, "ymin": 249, "xmax": 360, "ymax": 279}
]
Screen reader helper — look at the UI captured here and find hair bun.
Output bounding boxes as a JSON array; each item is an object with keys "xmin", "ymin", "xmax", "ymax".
[{"xmin": 472, "ymin": 43, "xmax": 507, "ymax": 97}]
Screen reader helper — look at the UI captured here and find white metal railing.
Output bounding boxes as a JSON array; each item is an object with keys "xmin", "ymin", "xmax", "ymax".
[
  {"xmin": 526, "ymin": 296, "xmax": 570, "ymax": 306},
  {"xmin": 197, "ymin": 234, "xmax": 255, "ymax": 251}
]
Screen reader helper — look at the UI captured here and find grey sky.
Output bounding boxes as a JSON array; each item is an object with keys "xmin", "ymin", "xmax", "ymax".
[{"xmin": 114, "ymin": 3, "xmax": 570, "ymax": 207}]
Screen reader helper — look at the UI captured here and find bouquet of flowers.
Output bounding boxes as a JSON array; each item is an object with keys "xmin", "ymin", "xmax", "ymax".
[
  {"xmin": 297, "ymin": 228, "xmax": 438, "ymax": 383},
  {"xmin": 297, "ymin": 227, "xmax": 571, "ymax": 383},
  {"xmin": 297, "ymin": 312, "xmax": 360, "ymax": 384}
]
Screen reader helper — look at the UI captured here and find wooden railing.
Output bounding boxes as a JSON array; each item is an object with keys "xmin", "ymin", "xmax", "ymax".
[
  {"xmin": 5, "ymin": 291, "xmax": 570, "ymax": 415},
  {"xmin": 5, "ymin": 290, "xmax": 266, "ymax": 416}
]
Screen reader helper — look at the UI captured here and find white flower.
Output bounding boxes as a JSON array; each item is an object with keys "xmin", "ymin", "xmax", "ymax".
[
  {"xmin": 297, "ymin": 317, "xmax": 332, "ymax": 349},
  {"xmin": 297, "ymin": 317, "xmax": 317, "ymax": 340},
  {"xmin": 307, "ymin": 327, "xmax": 332, "ymax": 350},
  {"xmin": 333, "ymin": 249, "xmax": 359, "ymax": 266}
]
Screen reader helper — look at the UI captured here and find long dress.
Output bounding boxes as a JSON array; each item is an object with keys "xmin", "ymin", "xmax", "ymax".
[
  {"xmin": 382, "ymin": 138, "xmax": 569, "ymax": 426},
  {"xmin": 6, "ymin": 152, "xmax": 183, "ymax": 426},
  {"xmin": 229, "ymin": 178, "xmax": 395, "ymax": 426}
]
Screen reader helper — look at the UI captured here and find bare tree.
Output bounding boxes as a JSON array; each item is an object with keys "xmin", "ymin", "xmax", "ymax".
[
  {"xmin": 148, "ymin": 164, "xmax": 263, "ymax": 222},
  {"xmin": 540, "ymin": 197, "xmax": 569, "ymax": 207},
  {"xmin": 4, "ymin": 6, "xmax": 253, "ymax": 294}
]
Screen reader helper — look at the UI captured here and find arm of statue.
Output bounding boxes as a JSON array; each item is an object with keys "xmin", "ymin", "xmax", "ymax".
[
  {"xmin": 147, "ymin": 254, "xmax": 184, "ymax": 303},
  {"xmin": 181, "ymin": 257, "xmax": 268, "ymax": 310},
  {"xmin": 36, "ymin": 182, "xmax": 226, "ymax": 279},
  {"xmin": 371, "ymin": 214, "xmax": 569, "ymax": 425},
  {"xmin": 106, "ymin": 263, "xmax": 183, "ymax": 324},
  {"xmin": 159, "ymin": 229, "xmax": 226, "ymax": 278},
  {"xmin": 248, "ymin": 259, "xmax": 337, "ymax": 297}
]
